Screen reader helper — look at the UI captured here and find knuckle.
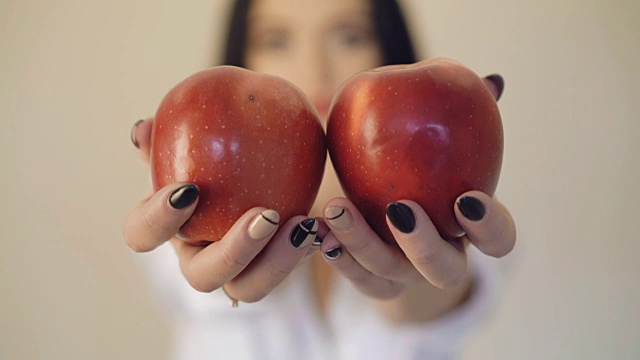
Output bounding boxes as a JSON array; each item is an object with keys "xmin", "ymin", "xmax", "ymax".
[
  {"xmin": 346, "ymin": 238, "xmax": 374, "ymax": 254},
  {"xmin": 220, "ymin": 246, "xmax": 250, "ymax": 270},
  {"xmin": 143, "ymin": 211, "xmax": 169, "ymax": 238},
  {"xmin": 411, "ymin": 248, "xmax": 440, "ymax": 268},
  {"xmin": 267, "ymin": 260, "xmax": 291, "ymax": 280}
]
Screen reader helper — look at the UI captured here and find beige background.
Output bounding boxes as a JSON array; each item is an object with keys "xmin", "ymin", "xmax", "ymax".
[{"xmin": 1, "ymin": 0, "xmax": 638, "ymax": 359}]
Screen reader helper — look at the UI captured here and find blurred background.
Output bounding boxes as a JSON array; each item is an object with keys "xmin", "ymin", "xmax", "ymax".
[{"xmin": 1, "ymin": 0, "xmax": 638, "ymax": 359}]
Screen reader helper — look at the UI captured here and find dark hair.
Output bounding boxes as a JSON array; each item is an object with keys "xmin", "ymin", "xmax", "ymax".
[{"xmin": 221, "ymin": 0, "xmax": 418, "ymax": 67}]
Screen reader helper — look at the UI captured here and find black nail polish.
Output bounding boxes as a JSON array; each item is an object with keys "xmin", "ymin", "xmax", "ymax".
[
  {"xmin": 130, "ymin": 119, "xmax": 144, "ymax": 148},
  {"xmin": 457, "ymin": 196, "xmax": 486, "ymax": 221},
  {"xmin": 169, "ymin": 184, "xmax": 200, "ymax": 209},
  {"xmin": 485, "ymin": 74, "xmax": 505, "ymax": 101},
  {"xmin": 386, "ymin": 202, "xmax": 416, "ymax": 233},
  {"xmin": 312, "ymin": 234, "xmax": 324, "ymax": 246},
  {"xmin": 290, "ymin": 218, "xmax": 317, "ymax": 248},
  {"xmin": 324, "ymin": 246, "xmax": 342, "ymax": 260}
]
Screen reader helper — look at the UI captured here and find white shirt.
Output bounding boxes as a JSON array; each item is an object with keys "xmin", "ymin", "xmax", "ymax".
[{"xmin": 138, "ymin": 244, "xmax": 500, "ymax": 360}]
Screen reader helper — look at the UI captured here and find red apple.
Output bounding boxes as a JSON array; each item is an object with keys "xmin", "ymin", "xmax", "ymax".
[
  {"xmin": 151, "ymin": 66, "xmax": 326, "ymax": 244},
  {"xmin": 327, "ymin": 58, "xmax": 503, "ymax": 242}
]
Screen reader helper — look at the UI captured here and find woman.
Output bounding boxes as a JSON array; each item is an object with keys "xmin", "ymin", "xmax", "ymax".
[{"xmin": 125, "ymin": 0, "xmax": 516, "ymax": 358}]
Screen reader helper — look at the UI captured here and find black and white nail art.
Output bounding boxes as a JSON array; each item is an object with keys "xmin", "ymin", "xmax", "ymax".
[
  {"xmin": 290, "ymin": 218, "xmax": 318, "ymax": 248},
  {"xmin": 324, "ymin": 246, "xmax": 342, "ymax": 260},
  {"xmin": 312, "ymin": 233, "xmax": 324, "ymax": 246}
]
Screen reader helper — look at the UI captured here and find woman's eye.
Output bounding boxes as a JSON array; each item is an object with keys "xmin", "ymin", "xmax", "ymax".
[
  {"xmin": 252, "ymin": 31, "xmax": 289, "ymax": 51},
  {"xmin": 330, "ymin": 26, "xmax": 375, "ymax": 49},
  {"xmin": 341, "ymin": 32, "xmax": 369, "ymax": 46}
]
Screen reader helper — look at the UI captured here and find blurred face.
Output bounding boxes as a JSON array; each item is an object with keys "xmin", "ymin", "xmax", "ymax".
[{"xmin": 245, "ymin": 0, "xmax": 383, "ymax": 120}]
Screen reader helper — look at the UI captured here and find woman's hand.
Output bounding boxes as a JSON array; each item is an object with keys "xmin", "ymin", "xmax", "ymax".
[
  {"xmin": 319, "ymin": 193, "xmax": 515, "ymax": 320},
  {"xmin": 317, "ymin": 73, "xmax": 514, "ymax": 320},
  {"xmin": 123, "ymin": 119, "xmax": 324, "ymax": 303}
]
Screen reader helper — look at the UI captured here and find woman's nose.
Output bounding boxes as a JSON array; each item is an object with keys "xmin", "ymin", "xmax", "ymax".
[{"xmin": 292, "ymin": 40, "xmax": 333, "ymax": 101}]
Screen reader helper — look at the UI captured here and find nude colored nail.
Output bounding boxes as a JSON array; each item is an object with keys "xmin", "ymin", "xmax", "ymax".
[
  {"xmin": 325, "ymin": 206, "xmax": 352, "ymax": 231},
  {"xmin": 248, "ymin": 210, "xmax": 280, "ymax": 240}
]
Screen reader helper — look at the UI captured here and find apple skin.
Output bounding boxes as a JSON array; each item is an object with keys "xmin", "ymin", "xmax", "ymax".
[
  {"xmin": 326, "ymin": 58, "xmax": 503, "ymax": 242},
  {"xmin": 151, "ymin": 66, "xmax": 326, "ymax": 244}
]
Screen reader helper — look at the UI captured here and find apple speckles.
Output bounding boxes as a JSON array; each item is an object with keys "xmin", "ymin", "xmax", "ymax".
[{"xmin": 248, "ymin": 94, "xmax": 255, "ymax": 102}]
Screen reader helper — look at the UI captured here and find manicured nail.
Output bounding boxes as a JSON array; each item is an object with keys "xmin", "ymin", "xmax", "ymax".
[
  {"xmin": 313, "ymin": 233, "xmax": 324, "ymax": 246},
  {"xmin": 386, "ymin": 202, "xmax": 416, "ymax": 233},
  {"xmin": 130, "ymin": 119, "xmax": 144, "ymax": 148},
  {"xmin": 169, "ymin": 184, "xmax": 199, "ymax": 209},
  {"xmin": 248, "ymin": 209, "xmax": 280, "ymax": 240},
  {"xmin": 457, "ymin": 196, "xmax": 486, "ymax": 221},
  {"xmin": 324, "ymin": 246, "xmax": 342, "ymax": 260},
  {"xmin": 325, "ymin": 206, "xmax": 352, "ymax": 231},
  {"xmin": 290, "ymin": 218, "xmax": 318, "ymax": 248},
  {"xmin": 484, "ymin": 74, "xmax": 505, "ymax": 101}
]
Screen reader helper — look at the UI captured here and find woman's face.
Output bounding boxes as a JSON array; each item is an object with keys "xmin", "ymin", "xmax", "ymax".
[{"xmin": 244, "ymin": 0, "xmax": 383, "ymax": 120}]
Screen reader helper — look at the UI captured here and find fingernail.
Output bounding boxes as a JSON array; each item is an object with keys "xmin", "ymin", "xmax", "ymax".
[
  {"xmin": 130, "ymin": 119, "xmax": 144, "ymax": 148},
  {"xmin": 484, "ymin": 74, "xmax": 505, "ymax": 101},
  {"xmin": 386, "ymin": 202, "xmax": 416, "ymax": 233},
  {"xmin": 325, "ymin": 206, "xmax": 352, "ymax": 231},
  {"xmin": 169, "ymin": 184, "xmax": 199, "ymax": 209},
  {"xmin": 290, "ymin": 218, "xmax": 318, "ymax": 248},
  {"xmin": 457, "ymin": 196, "xmax": 486, "ymax": 221},
  {"xmin": 324, "ymin": 246, "xmax": 342, "ymax": 260},
  {"xmin": 248, "ymin": 209, "xmax": 280, "ymax": 240},
  {"xmin": 313, "ymin": 233, "xmax": 324, "ymax": 246}
]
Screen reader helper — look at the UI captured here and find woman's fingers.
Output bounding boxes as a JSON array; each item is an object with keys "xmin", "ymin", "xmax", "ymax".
[
  {"xmin": 171, "ymin": 208, "xmax": 281, "ymax": 293},
  {"xmin": 387, "ymin": 200, "xmax": 469, "ymax": 289},
  {"xmin": 223, "ymin": 216, "xmax": 318, "ymax": 303},
  {"xmin": 123, "ymin": 183, "xmax": 200, "ymax": 253},
  {"xmin": 320, "ymin": 233, "xmax": 404, "ymax": 299},
  {"xmin": 322, "ymin": 198, "xmax": 418, "ymax": 282},
  {"xmin": 455, "ymin": 191, "xmax": 516, "ymax": 258},
  {"xmin": 130, "ymin": 117, "xmax": 153, "ymax": 163}
]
